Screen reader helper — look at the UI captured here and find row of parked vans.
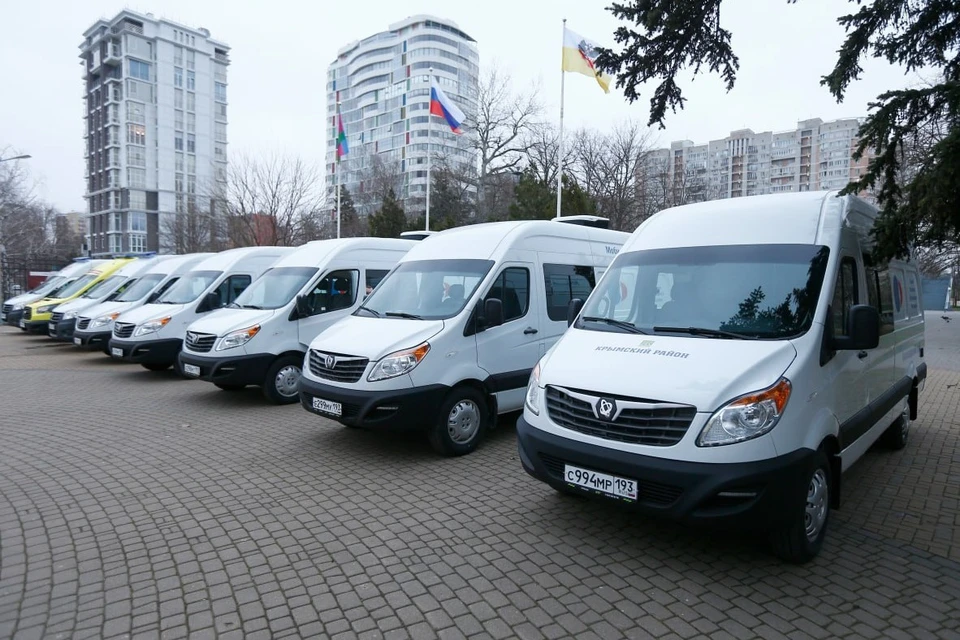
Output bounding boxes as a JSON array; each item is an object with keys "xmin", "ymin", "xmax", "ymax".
[{"xmin": 3, "ymin": 191, "xmax": 926, "ymax": 563}]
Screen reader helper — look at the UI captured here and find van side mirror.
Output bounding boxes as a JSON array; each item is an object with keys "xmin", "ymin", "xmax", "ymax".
[
  {"xmin": 567, "ymin": 298, "xmax": 584, "ymax": 327},
  {"xmin": 833, "ymin": 304, "xmax": 880, "ymax": 351},
  {"xmin": 483, "ymin": 298, "xmax": 504, "ymax": 329}
]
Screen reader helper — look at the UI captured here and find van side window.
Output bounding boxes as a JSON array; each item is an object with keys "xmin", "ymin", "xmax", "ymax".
[
  {"xmin": 543, "ymin": 264, "xmax": 596, "ymax": 322},
  {"xmin": 485, "ymin": 267, "xmax": 530, "ymax": 323},
  {"xmin": 907, "ymin": 272, "xmax": 921, "ymax": 318},
  {"xmin": 155, "ymin": 277, "xmax": 178, "ymax": 297},
  {"xmin": 365, "ymin": 270, "xmax": 389, "ymax": 298},
  {"xmin": 212, "ymin": 275, "xmax": 251, "ymax": 308},
  {"xmin": 832, "ymin": 258, "xmax": 858, "ymax": 337},
  {"xmin": 303, "ymin": 270, "xmax": 359, "ymax": 316},
  {"xmin": 890, "ymin": 267, "xmax": 909, "ymax": 323},
  {"xmin": 874, "ymin": 269, "xmax": 895, "ymax": 334}
]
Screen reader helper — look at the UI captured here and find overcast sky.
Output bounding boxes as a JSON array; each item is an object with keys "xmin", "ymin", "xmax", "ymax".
[{"xmin": 1, "ymin": 0, "xmax": 917, "ymax": 213}]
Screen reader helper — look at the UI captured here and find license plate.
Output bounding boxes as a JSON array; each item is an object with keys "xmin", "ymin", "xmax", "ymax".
[
  {"xmin": 111, "ymin": 347, "xmax": 123, "ymax": 358},
  {"xmin": 312, "ymin": 397, "xmax": 342, "ymax": 417},
  {"xmin": 49, "ymin": 323, "xmax": 56, "ymax": 332},
  {"xmin": 183, "ymin": 363, "xmax": 201, "ymax": 377},
  {"xmin": 19, "ymin": 319, "xmax": 25, "ymax": 328},
  {"xmin": 564, "ymin": 464, "xmax": 637, "ymax": 500},
  {"xmin": 74, "ymin": 337, "xmax": 82, "ymax": 345}
]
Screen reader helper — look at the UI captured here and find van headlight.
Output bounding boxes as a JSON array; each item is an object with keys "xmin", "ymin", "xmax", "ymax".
[
  {"xmin": 12, "ymin": 303, "xmax": 25, "ymax": 311},
  {"xmin": 62, "ymin": 311, "xmax": 78, "ymax": 321},
  {"xmin": 134, "ymin": 316, "xmax": 172, "ymax": 337},
  {"xmin": 697, "ymin": 378, "xmax": 792, "ymax": 447},
  {"xmin": 37, "ymin": 304, "xmax": 56, "ymax": 314},
  {"xmin": 367, "ymin": 343, "xmax": 430, "ymax": 381},
  {"xmin": 91, "ymin": 312, "xmax": 120, "ymax": 328},
  {"xmin": 525, "ymin": 362, "xmax": 543, "ymax": 415},
  {"xmin": 217, "ymin": 325, "xmax": 261, "ymax": 351}
]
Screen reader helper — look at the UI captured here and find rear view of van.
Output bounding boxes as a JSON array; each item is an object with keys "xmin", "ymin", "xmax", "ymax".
[{"xmin": 517, "ymin": 191, "xmax": 925, "ymax": 563}]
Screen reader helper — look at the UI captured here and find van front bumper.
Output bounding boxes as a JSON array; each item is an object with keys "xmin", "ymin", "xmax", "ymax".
[
  {"xmin": 109, "ymin": 337, "xmax": 182, "ymax": 365},
  {"xmin": 3, "ymin": 309, "xmax": 23, "ymax": 326},
  {"xmin": 516, "ymin": 416, "xmax": 814, "ymax": 530},
  {"xmin": 73, "ymin": 330, "xmax": 111, "ymax": 350},
  {"xmin": 48, "ymin": 319, "xmax": 77, "ymax": 341},
  {"xmin": 299, "ymin": 376, "xmax": 448, "ymax": 430},
  {"xmin": 179, "ymin": 352, "xmax": 276, "ymax": 386}
]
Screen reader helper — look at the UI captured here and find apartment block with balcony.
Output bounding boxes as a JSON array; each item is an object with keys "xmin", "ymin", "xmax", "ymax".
[
  {"xmin": 644, "ymin": 117, "xmax": 875, "ymax": 208},
  {"xmin": 79, "ymin": 10, "xmax": 229, "ymax": 254},
  {"xmin": 326, "ymin": 15, "xmax": 480, "ymax": 217}
]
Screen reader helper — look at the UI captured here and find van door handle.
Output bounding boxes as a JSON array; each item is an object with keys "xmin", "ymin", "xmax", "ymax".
[
  {"xmin": 857, "ymin": 350, "xmax": 868, "ymax": 359},
  {"xmin": 523, "ymin": 327, "xmax": 538, "ymax": 335}
]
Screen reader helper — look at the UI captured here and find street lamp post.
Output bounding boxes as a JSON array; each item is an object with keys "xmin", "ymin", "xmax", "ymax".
[{"xmin": 0, "ymin": 154, "xmax": 32, "ymax": 300}]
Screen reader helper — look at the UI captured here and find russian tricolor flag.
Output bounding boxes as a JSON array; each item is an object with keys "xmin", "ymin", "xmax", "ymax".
[{"xmin": 429, "ymin": 78, "xmax": 465, "ymax": 135}]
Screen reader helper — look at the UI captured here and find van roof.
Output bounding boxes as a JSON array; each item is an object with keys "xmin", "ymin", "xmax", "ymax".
[
  {"xmin": 138, "ymin": 253, "xmax": 215, "ymax": 277},
  {"xmin": 272, "ymin": 238, "xmax": 417, "ymax": 268},
  {"xmin": 400, "ymin": 220, "xmax": 630, "ymax": 263},
  {"xmin": 622, "ymin": 190, "xmax": 878, "ymax": 252},
  {"xmin": 190, "ymin": 246, "xmax": 296, "ymax": 272}
]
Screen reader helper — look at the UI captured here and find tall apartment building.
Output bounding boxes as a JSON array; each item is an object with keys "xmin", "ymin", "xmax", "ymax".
[
  {"xmin": 642, "ymin": 117, "xmax": 874, "ymax": 208},
  {"xmin": 79, "ymin": 10, "xmax": 229, "ymax": 254},
  {"xmin": 326, "ymin": 15, "xmax": 480, "ymax": 216}
]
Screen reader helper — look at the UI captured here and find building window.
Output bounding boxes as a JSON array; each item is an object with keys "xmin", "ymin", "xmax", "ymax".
[
  {"xmin": 129, "ymin": 234, "xmax": 146, "ymax": 253},
  {"xmin": 215, "ymin": 82, "xmax": 227, "ymax": 103},
  {"xmin": 215, "ymin": 122, "xmax": 226, "ymax": 142},
  {"xmin": 127, "ymin": 168, "xmax": 146, "ymax": 189},
  {"xmin": 187, "ymin": 112, "xmax": 195, "ymax": 133},
  {"xmin": 187, "ymin": 133, "xmax": 196, "ymax": 153},
  {"xmin": 130, "ymin": 211, "xmax": 147, "ymax": 232},
  {"xmin": 126, "ymin": 123, "xmax": 146, "ymax": 145},
  {"xmin": 175, "ymin": 173, "xmax": 184, "ymax": 193},
  {"xmin": 187, "ymin": 175, "xmax": 196, "ymax": 194},
  {"xmin": 175, "ymin": 152, "xmax": 184, "ymax": 172},
  {"xmin": 187, "ymin": 154, "xmax": 196, "ymax": 174},
  {"xmin": 175, "ymin": 89, "xmax": 184, "ymax": 109},
  {"xmin": 113, "ymin": 190, "xmax": 123, "ymax": 209},
  {"xmin": 187, "ymin": 49, "xmax": 195, "ymax": 70},
  {"xmin": 215, "ymin": 144, "xmax": 226, "ymax": 161},
  {"xmin": 126, "ymin": 101, "xmax": 145, "ymax": 124},
  {"xmin": 174, "ymin": 67, "xmax": 183, "ymax": 87},
  {"xmin": 128, "ymin": 59, "xmax": 151, "ymax": 81},
  {"xmin": 126, "ymin": 145, "xmax": 146, "ymax": 167},
  {"xmin": 186, "ymin": 70, "xmax": 196, "ymax": 91},
  {"xmin": 174, "ymin": 133, "xmax": 183, "ymax": 151},
  {"xmin": 110, "ymin": 234, "xmax": 122, "ymax": 254},
  {"xmin": 174, "ymin": 45, "xmax": 183, "ymax": 66},
  {"xmin": 175, "ymin": 109, "xmax": 184, "ymax": 130},
  {"xmin": 217, "ymin": 103, "xmax": 227, "ymax": 120},
  {"xmin": 129, "ymin": 190, "xmax": 146, "ymax": 210}
]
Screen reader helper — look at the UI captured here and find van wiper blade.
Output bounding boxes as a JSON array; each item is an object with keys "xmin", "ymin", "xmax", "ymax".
[
  {"xmin": 385, "ymin": 311, "xmax": 423, "ymax": 320},
  {"xmin": 581, "ymin": 316, "xmax": 649, "ymax": 334},
  {"xmin": 240, "ymin": 304, "xmax": 263, "ymax": 310},
  {"xmin": 653, "ymin": 326, "xmax": 757, "ymax": 340},
  {"xmin": 356, "ymin": 306, "xmax": 381, "ymax": 317}
]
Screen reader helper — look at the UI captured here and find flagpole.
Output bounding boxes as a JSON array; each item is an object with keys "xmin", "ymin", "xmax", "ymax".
[
  {"xmin": 336, "ymin": 101, "xmax": 342, "ymax": 239},
  {"xmin": 426, "ymin": 67, "xmax": 433, "ymax": 232},
  {"xmin": 556, "ymin": 18, "xmax": 566, "ymax": 218}
]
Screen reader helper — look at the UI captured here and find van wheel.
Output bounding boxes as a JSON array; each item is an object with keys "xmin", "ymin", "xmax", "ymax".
[
  {"xmin": 769, "ymin": 449, "xmax": 830, "ymax": 564},
  {"xmin": 880, "ymin": 403, "xmax": 910, "ymax": 450},
  {"xmin": 141, "ymin": 362, "xmax": 171, "ymax": 372},
  {"xmin": 216, "ymin": 383, "xmax": 245, "ymax": 391},
  {"xmin": 428, "ymin": 387, "xmax": 488, "ymax": 456},
  {"xmin": 262, "ymin": 355, "xmax": 303, "ymax": 405}
]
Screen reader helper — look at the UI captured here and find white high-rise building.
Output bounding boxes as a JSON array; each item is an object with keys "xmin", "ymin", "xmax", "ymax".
[
  {"xmin": 326, "ymin": 15, "xmax": 480, "ymax": 217},
  {"xmin": 80, "ymin": 10, "xmax": 230, "ymax": 254}
]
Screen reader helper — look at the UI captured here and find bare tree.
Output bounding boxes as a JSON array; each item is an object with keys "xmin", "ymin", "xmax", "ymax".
[
  {"xmin": 468, "ymin": 65, "xmax": 543, "ymax": 221},
  {"xmin": 353, "ymin": 152, "xmax": 405, "ymax": 218}
]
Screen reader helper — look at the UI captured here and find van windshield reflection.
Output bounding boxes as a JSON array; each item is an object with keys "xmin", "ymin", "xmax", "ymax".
[
  {"xmin": 358, "ymin": 259, "xmax": 494, "ymax": 321},
  {"xmin": 577, "ymin": 244, "xmax": 831, "ymax": 339}
]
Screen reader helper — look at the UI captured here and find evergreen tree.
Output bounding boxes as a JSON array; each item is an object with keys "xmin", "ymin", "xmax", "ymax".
[
  {"xmin": 508, "ymin": 169, "xmax": 554, "ymax": 221},
  {"xmin": 368, "ymin": 189, "xmax": 406, "ymax": 238},
  {"xmin": 337, "ymin": 187, "xmax": 363, "ymax": 238}
]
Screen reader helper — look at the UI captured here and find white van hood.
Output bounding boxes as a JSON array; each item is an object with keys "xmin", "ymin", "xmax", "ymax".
[
  {"xmin": 54, "ymin": 297, "xmax": 99, "ymax": 315},
  {"xmin": 5, "ymin": 292, "xmax": 43, "ymax": 307},
  {"xmin": 540, "ymin": 329, "xmax": 798, "ymax": 413},
  {"xmin": 80, "ymin": 300, "xmax": 133, "ymax": 321},
  {"xmin": 310, "ymin": 316, "xmax": 445, "ymax": 359},
  {"xmin": 187, "ymin": 308, "xmax": 278, "ymax": 337},
  {"xmin": 116, "ymin": 302, "xmax": 189, "ymax": 326}
]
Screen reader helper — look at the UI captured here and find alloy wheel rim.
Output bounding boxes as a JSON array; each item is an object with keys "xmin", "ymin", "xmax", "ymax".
[
  {"xmin": 900, "ymin": 405, "xmax": 911, "ymax": 440},
  {"xmin": 804, "ymin": 468, "xmax": 829, "ymax": 542},
  {"xmin": 447, "ymin": 400, "xmax": 480, "ymax": 444},
  {"xmin": 275, "ymin": 365, "xmax": 301, "ymax": 398}
]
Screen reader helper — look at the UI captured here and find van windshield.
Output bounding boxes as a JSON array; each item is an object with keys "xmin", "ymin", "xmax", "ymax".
[
  {"xmin": 53, "ymin": 274, "xmax": 99, "ymax": 299},
  {"xmin": 232, "ymin": 267, "xmax": 318, "ymax": 310},
  {"xmin": 577, "ymin": 244, "xmax": 831, "ymax": 340},
  {"xmin": 28, "ymin": 276, "xmax": 65, "ymax": 296},
  {"xmin": 81, "ymin": 275, "xmax": 127, "ymax": 299},
  {"xmin": 116, "ymin": 274, "xmax": 165, "ymax": 302},
  {"xmin": 358, "ymin": 259, "xmax": 494, "ymax": 320},
  {"xmin": 157, "ymin": 271, "xmax": 221, "ymax": 304}
]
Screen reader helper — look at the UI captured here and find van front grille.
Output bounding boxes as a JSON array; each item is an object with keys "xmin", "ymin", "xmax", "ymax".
[
  {"xmin": 545, "ymin": 386, "xmax": 697, "ymax": 447},
  {"xmin": 308, "ymin": 350, "xmax": 368, "ymax": 383},
  {"xmin": 185, "ymin": 331, "xmax": 217, "ymax": 353},
  {"xmin": 51, "ymin": 312, "xmax": 64, "ymax": 323},
  {"xmin": 113, "ymin": 322, "xmax": 135, "ymax": 339},
  {"xmin": 76, "ymin": 318, "xmax": 91, "ymax": 330},
  {"xmin": 23, "ymin": 307, "xmax": 32, "ymax": 321},
  {"xmin": 2, "ymin": 304, "xmax": 12, "ymax": 314}
]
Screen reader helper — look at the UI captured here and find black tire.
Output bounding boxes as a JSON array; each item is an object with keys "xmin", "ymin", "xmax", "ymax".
[
  {"xmin": 769, "ymin": 449, "xmax": 831, "ymax": 564},
  {"xmin": 262, "ymin": 355, "xmax": 304, "ymax": 405},
  {"xmin": 215, "ymin": 383, "xmax": 245, "ymax": 391},
  {"xmin": 428, "ymin": 387, "xmax": 489, "ymax": 456},
  {"xmin": 141, "ymin": 362, "xmax": 171, "ymax": 372},
  {"xmin": 880, "ymin": 404, "xmax": 910, "ymax": 450}
]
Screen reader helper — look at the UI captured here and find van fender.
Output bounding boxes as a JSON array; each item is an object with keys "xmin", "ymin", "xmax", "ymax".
[{"xmin": 801, "ymin": 408, "xmax": 843, "ymax": 508}]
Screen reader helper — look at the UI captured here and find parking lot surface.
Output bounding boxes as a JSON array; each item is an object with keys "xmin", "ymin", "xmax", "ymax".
[{"xmin": 1, "ymin": 313, "xmax": 959, "ymax": 640}]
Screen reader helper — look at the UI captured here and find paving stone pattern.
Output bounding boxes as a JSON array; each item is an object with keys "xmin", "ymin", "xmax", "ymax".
[{"xmin": 1, "ymin": 313, "xmax": 959, "ymax": 639}]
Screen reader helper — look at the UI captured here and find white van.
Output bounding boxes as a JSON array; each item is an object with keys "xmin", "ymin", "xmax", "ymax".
[
  {"xmin": 517, "ymin": 191, "xmax": 926, "ymax": 563},
  {"xmin": 298, "ymin": 219, "xmax": 629, "ymax": 455},
  {"xmin": 73, "ymin": 253, "xmax": 212, "ymax": 352},
  {"xmin": 109, "ymin": 246, "xmax": 294, "ymax": 372},
  {"xmin": 47, "ymin": 255, "xmax": 171, "ymax": 341},
  {"xmin": 179, "ymin": 238, "xmax": 416, "ymax": 403},
  {"xmin": 2, "ymin": 259, "xmax": 106, "ymax": 327}
]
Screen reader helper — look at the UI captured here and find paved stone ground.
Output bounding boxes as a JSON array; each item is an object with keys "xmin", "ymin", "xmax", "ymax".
[{"xmin": 1, "ymin": 313, "xmax": 959, "ymax": 640}]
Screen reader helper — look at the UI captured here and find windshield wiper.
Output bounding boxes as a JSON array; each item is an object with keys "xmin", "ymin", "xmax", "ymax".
[
  {"xmin": 581, "ymin": 316, "xmax": 649, "ymax": 334},
  {"xmin": 239, "ymin": 304, "xmax": 263, "ymax": 310},
  {"xmin": 653, "ymin": 326, "xmax": 757, "ymax": 340},
  {"xmin": 356, "ymin": 306, "xmax": 381, "ymax": 317},
  {"xmin": 385, "ymin": 311, "xmax": 423, "ymax": 320}
]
